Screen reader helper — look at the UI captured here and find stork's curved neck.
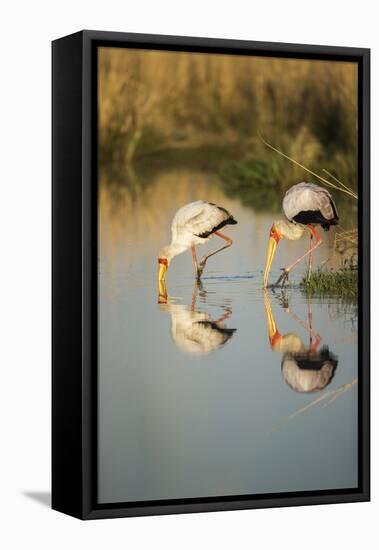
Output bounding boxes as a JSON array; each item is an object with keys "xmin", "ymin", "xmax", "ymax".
[
  {"xmin": 276, "ymin": 219, "xmax": 305, "ymax": 241},
  {"xmin": 161, "ymin": 241, "xmax": 189, "ymax": 260}
]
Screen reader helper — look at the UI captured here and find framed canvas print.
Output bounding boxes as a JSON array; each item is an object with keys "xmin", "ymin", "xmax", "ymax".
[{"xmin": 52, "ymin": 30, "xmax": 370, "ymax": 519}]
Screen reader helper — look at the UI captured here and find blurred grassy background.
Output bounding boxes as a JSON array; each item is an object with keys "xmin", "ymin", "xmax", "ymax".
[{"xmin": 99, "ymin": 47, "xmax": 358, "ymax": 213}]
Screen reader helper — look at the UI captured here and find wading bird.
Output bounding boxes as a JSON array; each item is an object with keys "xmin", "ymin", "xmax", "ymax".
[
  {"xmin": 263, "ymin": 182, "xmax": 339, "ymax": 287},
  {"xmin": 158, "ymin": 280, "xmax": 236, "ymax": 355},
  {"xmin": 158, "ymin": 201, "xmax": 237, "ymax": 282},
  {"xmin": 263, "ymin": 290, "xmax": 338, "ymax": 393}
]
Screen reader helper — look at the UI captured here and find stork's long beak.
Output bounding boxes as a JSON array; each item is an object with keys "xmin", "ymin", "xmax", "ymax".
[
  {"xmin": 263, "ymin": 236, "xmax": 278, "ymax": 288},
  {"xmin": 263, "ymin": 288, "xmax": 282, "ymax": 349},
  {"xmin": 158, "ymin": 263, "xmax": 167, "ymax": 281},
  {"xmin": 263, "ymin": 289, "xmax": 276, "ymax": 339},
  {"xmin": 158, "ymin": 279, "xmax": 168, "ymax": 304},
  {"xmin": 158, "ymin": 258, "xmax": 168, "ymax": 282}
]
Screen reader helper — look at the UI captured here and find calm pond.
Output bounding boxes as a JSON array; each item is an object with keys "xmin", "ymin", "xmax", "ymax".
[{"xmin": 98, "ymin": 168, "xmax": 358, "ymax": 503}]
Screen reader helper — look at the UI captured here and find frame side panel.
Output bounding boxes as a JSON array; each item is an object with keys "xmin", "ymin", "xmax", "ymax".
[
  {"xmin": 360, "ymin": 49, "xmax": 370, "ymax": 500},
  {"xmin": 52, "ymin": 32, "xmax": 84, "ymax": 519}
]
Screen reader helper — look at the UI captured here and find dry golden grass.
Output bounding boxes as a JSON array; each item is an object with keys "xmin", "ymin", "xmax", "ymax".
[
  {"xmin": 98, "ymin": 47, "xmax": 358, "ymax": 176},
  {"xmin": 260, "ymin": 136, "xmax": 358, "ymax": 200}
]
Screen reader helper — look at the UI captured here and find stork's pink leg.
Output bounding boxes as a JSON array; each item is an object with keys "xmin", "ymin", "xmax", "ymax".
[
  {"xmin": 197, "ymin": 231, "xmax": 233, "ymax": 279},
  {"xmin": 285, "ymin": 300, "xmax": 321, "ymax": 349},
  {"xmin": 306, "ymin": 233, "xmax": 313, "ymax": 282},
  {"xmin": 308, "ymin": 300, "xmax": 321, "ymax": 351},
  {"xmin": 191, "ymin": 245, "xmax": 199, "ymax": 279},
  {"xmin": 214, "ymin": 307, "xmax": 232, "ymax": 323},
  {"xmin": 275, "ymin": 225, "xmax": 322, "ymax": 286},
  {"xmin": 308, "ymin": 299, "xmax": 313, "ymax": 340},
  {"xmin": 190, "ymin": 278, "xmax": 205, "ymax": 310}
]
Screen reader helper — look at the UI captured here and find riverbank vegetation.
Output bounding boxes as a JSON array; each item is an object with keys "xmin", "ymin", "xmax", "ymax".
[
  {"xmin": 99, "ymin": 48, "xmax": 358, "ymax": 197},
  {"xmin": 301, "ymin": 268, "xmax": 358, "ymax": 299}
]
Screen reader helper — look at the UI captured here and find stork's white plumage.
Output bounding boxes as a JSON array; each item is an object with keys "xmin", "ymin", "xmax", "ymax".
[
  {"xmin": 158, "ymin": 281, "xmax": 236, "ymax": 355},
  {"xmin": 282, "ymin": 353, "xmax": 337, "ymax": 393},
  {"xmin": 283, "ymin": 182, "xmax": 338, "ymax": 227},
  {"xmin": 263, "ymin": 182, "xmax": 339, "ymax": 287},
  {"xmin": 164, "ymin": 305, "xmax": 236, "ymax": 355},
  {"xmin": 263, "ymin": 290, "xmax": 338, "ymax": 393},
  {"xmin": 158, "ymin": 200, "xmax": 237, "ymax": 281}
]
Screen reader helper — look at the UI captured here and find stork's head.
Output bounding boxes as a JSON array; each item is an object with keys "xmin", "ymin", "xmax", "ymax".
[{"xmin": 263, "ymin": 221, "xmax": 283, "ymax": 287}]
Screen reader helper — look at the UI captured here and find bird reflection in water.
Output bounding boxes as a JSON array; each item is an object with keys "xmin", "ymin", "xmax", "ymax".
[
  {"xmin": 263, "ymin": 290, "xmax": 338, "ymax": 393},
  {"xmin": 158, "ymin": 280, "xmax": 236, "ymax": 356}
]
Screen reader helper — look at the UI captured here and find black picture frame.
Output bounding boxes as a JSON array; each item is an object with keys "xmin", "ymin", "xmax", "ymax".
[{"xmin": 52, "ymin": 30, "xmax": 370, "ymax": 520}]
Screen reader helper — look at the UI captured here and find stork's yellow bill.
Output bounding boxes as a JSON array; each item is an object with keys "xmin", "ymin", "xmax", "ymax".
[
  {"xmin": 263, "ymin": 225, "xmax": 281, "ymax": 288},
  {"xmin": 158, "ymin": 258, "xmax": 168, "ymax": 281}
]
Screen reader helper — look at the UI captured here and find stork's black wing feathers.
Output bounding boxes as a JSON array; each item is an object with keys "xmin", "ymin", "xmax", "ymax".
[
  {"xmin": 292, "ymin": 209, "xmax": 338, "ymax": 230},
  {"xmin": 196, "ymin": 216, "xmax": 237, "ymax": 238}
]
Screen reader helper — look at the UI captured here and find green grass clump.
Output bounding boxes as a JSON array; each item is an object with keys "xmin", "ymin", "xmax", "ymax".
[{"xmin": 301, "ymin": 268, "xmax": 358, "ymax": 299}]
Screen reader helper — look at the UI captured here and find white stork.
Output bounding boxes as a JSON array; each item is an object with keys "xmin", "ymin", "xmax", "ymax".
[
  {"xmin": 282, "ymin": 349, "xmax": 338, "ymax": 393},
  {"xmin": 263, "ymin": 290, "xmax": 338, "ymax": 393},
  {"xmin": 164, "ymin": 306, "xmax": 236, "ymax": 356},
  {"xmin": 263, "ymin": 182, "xmax": 339, "ymax": 287},
  {"xmin": 158, "ymin": 200, "xmax": 237, "ymax": 282},
  {"xmin": 158, "ymin": 281, "xmax": 236, "ymax": 355}
]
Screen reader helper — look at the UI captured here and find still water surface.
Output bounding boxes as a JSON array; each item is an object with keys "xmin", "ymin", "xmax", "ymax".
[{"xmin": 98, "ymin": 169, "xmax": 358, "ymax": 503}]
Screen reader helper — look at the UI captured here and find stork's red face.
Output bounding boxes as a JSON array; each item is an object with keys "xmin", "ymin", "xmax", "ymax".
[
  {"xmin": 270, "ymin": 224, "xmax": 282, "ymax": 243},
  {"xmin": 263, "ymin": 224, "xmax": 282, "ymax": 287}
]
